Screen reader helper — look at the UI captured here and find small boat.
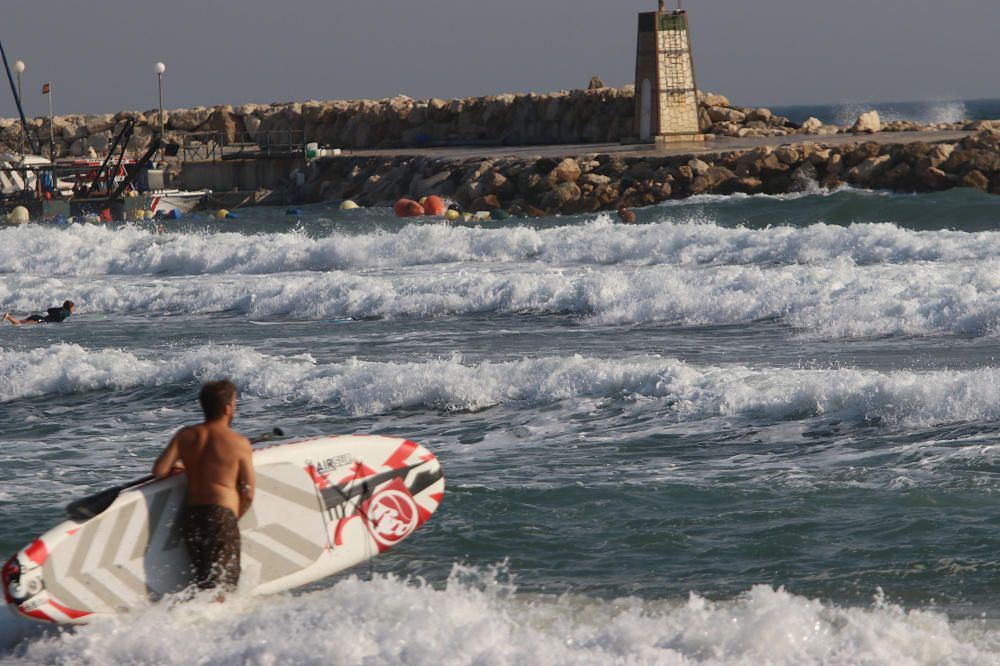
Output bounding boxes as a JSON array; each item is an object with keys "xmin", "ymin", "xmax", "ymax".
[
  {"xmin": 143, "ymin": 167, "xmax": 210, "ymax": 216},
  {"xmin": 147, "ymin": 188, "xmax": 211, "ymax": 216},
  {"xmin": 0, "ymin": 153, "xmax": 54, "ymax": 197}
]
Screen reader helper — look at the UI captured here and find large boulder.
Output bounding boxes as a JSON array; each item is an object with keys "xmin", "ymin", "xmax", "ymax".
[
  {"xmin": 168, "ymin": 107, "xmax": 213, "ymax": 131},
  {"xmin": 960, "ymin": 169, "xmax": 989, "ymax": 191},
  {"xmin": 541, "ymin": 181, "xmax": 581, "ymax": 211},
  {"xmin": 927, "ymin": 144, "xmax": 954, "ymax": 168},
  {"xmin": 548, "ymin": 157, "xmax": 582, "ymax": 185},
  {"xmin": 87, "ymin": 133, "xmax": 110, "ymax": 154},
  {"xmin": 699, "ymin": 93, "xmax": 730, "ymax": 108},
  {"xmin": 59, "ymin": 116, "xmax": 87, "ymax": 140},
  {"xmin": 774, "ymin": 146, "xmax": 800, "ymax": 165},
  {"xmin": 687, "ymin": 158, "xmax": 711, "ymax": 176},
  {"xmin": 85, "ymin": 113, "xmax": 116, "ymax": 134},
  {"xmin": 800, "ymin": 117, "xmax": 823, "ymax": 133},
  {"xmin": 851, "ymin": 110, "xmax": 881, "ymax": 134},
  {"xmin": 704, "ymin": 166, "xmax": 737, "ymax": 190},
  {"xmin": 208, "ymin": 107, "xmax": 238, "ymax": 143},
  {"xmin": 849, "ymin": 154, "xmax": 893, "ymax": 183},
  {"xmin": 243, "ymin": 115, "xmax": 262, "ymax": 141},
  {"xmin": 707, "ymin": 106, "xmax": 746, "ymax": 124},
  {"xmin": 236, "ymin": 103, "xmax": 262, "ymax": 117},
  {"xmin": 470, "ymin": 194, "xmax": 502, "ymax": 211},
  {"xmin": 942, "ymin": 148, "xmax": 1000, "ymax": 175},
  {"xmin": 579, "ymin": 172, "xmax": 611, "ymax": 188}
]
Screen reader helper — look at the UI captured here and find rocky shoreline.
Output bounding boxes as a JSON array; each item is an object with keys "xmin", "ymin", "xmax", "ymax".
[{"xmin": 302, "ymin": 130, "xmax": 1000, "ymax": 216}]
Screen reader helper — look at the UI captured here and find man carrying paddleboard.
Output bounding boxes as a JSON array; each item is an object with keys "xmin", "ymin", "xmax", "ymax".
[{"xmin": 153, "ymin": 380, "xmax": 255, "ymax": 596}]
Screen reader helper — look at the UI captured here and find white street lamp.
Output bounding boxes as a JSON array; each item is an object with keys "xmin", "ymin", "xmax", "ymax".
[
  {"xmin": 14, "ymin": 60, "xmax": 25, "ymax": 153},
  {"xmin": 155, "ymin": 62, "xmax": 166, "ymax": 161}
]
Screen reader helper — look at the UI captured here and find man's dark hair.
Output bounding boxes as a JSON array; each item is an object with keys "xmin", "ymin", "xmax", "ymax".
[
  {"xmin": 62, "ymin": 300, "xmax": 74, "ymax": 310},
  {"xmin": 199, "ymin": 380, "xmax": 237, "ymax": 420}
]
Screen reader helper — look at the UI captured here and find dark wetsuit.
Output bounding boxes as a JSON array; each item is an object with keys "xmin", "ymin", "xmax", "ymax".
[
  {"xmin": 180, "ymin": 504, "xmax": 241, "ymax": 591},
  {"xmin": 25, "ymin": 307, "xmax": 72, "ymax": 323}
]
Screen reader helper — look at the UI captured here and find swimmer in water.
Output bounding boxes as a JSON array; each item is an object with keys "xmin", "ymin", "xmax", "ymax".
[{"xmin": 3, "ymin": 300, "xmax": 75, "ymax": 325}]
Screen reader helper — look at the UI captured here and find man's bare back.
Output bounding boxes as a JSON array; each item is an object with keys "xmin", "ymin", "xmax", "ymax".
[
  {"xmin": 152, "ymin": 380, "xmax": 254, "ymax": 592},
  {"xmin": 154, "ymin": 423, "xmax": 255, "ymax": 517}
]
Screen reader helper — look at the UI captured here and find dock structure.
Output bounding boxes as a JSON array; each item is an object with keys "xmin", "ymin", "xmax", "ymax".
[{"xmin": 633, "ymin": 7, "xmax": 704, "ymax": 145}]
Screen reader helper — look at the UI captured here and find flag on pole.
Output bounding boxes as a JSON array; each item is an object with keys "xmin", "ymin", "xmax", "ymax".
[{"xmin": 41, "ymin": 82, "xmax": 50, "ymax": 94}]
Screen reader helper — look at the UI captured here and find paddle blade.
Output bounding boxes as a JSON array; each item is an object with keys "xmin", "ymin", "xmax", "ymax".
[
  {"xmin": 65, "ymin": 487, "xmax": 120, "ymax": 521},
  {"xmin": 65, "ymin": 474, "xmax": 156, "ymax": 521},
  {"xmin": 251, "ymin": 427, "xmax": 284, "ymax": 444}
]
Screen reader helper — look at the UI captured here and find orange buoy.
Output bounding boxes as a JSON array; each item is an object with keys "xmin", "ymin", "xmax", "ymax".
[
  {"xmin": 394, "ymin": 198, "xmax": 425, "ymax": 218},
  {"xmin": 99, "ymin": 208, "xmax": 113, "ymax": 222},
  {"xmin": 422, "ymin": 195, "xmax": 447, "ymax": 216},
  {"xmin": 617, "ymin": 207, "xmax": 637, "ymax": 223}
]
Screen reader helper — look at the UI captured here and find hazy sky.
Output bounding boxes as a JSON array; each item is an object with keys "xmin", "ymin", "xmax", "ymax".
[{"xmin": 2, "ymin": 0, "xmax": 998, "ymax": 117}]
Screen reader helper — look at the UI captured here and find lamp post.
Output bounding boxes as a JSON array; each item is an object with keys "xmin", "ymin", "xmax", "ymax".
[
  {"xmin": 154, "ymin": 61, "xmax": 165, "ymax": 162},
  {"xmin": 14, "ymin": 60, "xmax": 24, "ymax": 154}
]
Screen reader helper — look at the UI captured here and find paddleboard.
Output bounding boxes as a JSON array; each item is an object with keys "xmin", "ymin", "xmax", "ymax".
[{"xmin": 2, "ymin": 435, "xmax": 444, "ymax": 624}]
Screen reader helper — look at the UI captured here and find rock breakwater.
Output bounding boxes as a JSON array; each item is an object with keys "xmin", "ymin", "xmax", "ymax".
[
  {"xmin": 306, "ymin": 130, "xmax": 1000, "ymax": 215},
  {"xmin": 0, "ymin": 87, "xmax": 984, "ymax": 159}
]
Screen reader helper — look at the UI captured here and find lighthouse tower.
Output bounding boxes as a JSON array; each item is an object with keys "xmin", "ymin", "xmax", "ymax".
[{"xmin": 633, "ymin": 4, "xmax": 704, "ymax": 144}]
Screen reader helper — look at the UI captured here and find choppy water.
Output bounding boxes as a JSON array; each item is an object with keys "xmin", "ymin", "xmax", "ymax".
[{"xmin": 4, "ymin": 188, "xmax": 1000, "ymax": 664}]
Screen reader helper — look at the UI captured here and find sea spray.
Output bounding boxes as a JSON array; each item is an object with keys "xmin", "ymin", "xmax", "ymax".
[{"xmin": 3, "ymin": 569, "xmax": 995, "ymax": 665}]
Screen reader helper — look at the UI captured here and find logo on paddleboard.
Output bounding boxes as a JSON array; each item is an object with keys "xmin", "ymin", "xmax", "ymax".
[{"xmin": 366, "ymin": 489, "xmax": 418, "ymax": 547}]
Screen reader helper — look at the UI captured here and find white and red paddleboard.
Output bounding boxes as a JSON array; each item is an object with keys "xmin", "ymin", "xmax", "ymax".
[{"xmin": 2, "ymin": 435, "xmax": 444, "ymax": 624}]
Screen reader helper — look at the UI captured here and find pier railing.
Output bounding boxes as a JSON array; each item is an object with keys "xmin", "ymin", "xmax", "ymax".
[{"xmin": 178, "ymin": 129, "xmax": 306, "ymax": 162}]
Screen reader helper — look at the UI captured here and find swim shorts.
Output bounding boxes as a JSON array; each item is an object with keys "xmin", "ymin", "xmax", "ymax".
[{"xmin": 180, "ymin": 504, "xmax": 241, "ymax": 591}]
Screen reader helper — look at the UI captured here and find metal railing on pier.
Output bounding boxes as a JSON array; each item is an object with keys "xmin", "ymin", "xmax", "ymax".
[{"xmin": 178, "ymin": 129, "xmax": 306, "ymax": 163}]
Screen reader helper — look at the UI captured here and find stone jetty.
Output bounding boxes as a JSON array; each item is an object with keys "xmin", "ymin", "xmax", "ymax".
[
  {"xmin": 4, "ymin": 85, "xmax": 1000, "ymax": 215},
  {"xmin": 0, "ymin": 86, "xmax": 973, "ymax": 158},
  {"xmin": 302, "ymin": 130, "xmax": 1000, "ymax": 216}
]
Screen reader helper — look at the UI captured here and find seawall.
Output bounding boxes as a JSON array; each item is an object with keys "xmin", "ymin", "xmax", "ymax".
[
  {"xmin": 301, "ymin": 130, "xmax": 1000, "ymax": 216},
  {"xmin": 0, "ymin": 87, "xmax": 982, "ymax": 159}
]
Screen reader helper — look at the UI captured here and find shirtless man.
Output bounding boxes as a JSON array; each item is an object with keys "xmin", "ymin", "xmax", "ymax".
[{"xmin": 152, "ymin": 380, "xmax": 254, "ymax": 594}]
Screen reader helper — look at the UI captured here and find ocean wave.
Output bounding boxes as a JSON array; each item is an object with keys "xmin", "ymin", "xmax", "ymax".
[
  {"xmin": 5, "ymin": 344, "xmax": 1000, "ymax": 427},
  {"xmin": 4, "ymin": 259, "xmax": 1000, "ymax": 338},
  {"xmin": 4, "ymin": 218, "xmax": 1000, "ymax": 277},
  {"xmin": 3, "ymin": 568, "xmax": 994, "ymax": 665}
]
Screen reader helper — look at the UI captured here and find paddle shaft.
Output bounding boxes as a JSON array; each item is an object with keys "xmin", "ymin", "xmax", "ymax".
[{"xmin": 65, "ymin": 427, "xmax": 283, "ymax": 520}]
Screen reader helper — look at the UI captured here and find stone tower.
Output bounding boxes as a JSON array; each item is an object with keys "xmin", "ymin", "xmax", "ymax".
[{"xmin": 633, "ymin": 6, "xmax": 703, "ymax": 144}]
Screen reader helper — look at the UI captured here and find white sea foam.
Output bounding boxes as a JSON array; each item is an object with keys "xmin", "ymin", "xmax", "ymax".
[
  {"xmin": 832, "ymin": 100, "xmax": 969, "ymax": 127},
  {"xmin": 3, "ymin": 219, "xmax": 1000, "ymax": 277},
  {"xmin": 2, "ymin": 568, "xmax": 996, "ymax": 665},
  {"xmin": 5, "ymin": 344, "xmax": 1000, "ymax": 428},
  {"xmin": 5, "ymin": 257, "xmax": 1000, "ymax": 338}
]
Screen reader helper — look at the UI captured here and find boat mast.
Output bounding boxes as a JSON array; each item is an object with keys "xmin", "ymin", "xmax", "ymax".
[{"xmin": 0, "ymin": 37, "xmax": 39, "ymax": 155}]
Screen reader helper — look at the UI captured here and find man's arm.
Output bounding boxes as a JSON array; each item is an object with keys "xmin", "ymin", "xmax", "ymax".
[
  {"xmin": 152, "ymin": 430, "xmax": 186, "ymax": 478},
  {"xmin": 236, "ymin": 439, "xmax": 255, "ymax": 518}
]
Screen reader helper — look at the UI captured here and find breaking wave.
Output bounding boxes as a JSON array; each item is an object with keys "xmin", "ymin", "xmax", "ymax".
[
  {"xmin": 4, "ymin": 257, "xmax": 1000, "ymax": 338},
  {"xmin": 5, "ymin": 218, "xmax": 1000, "ymax": 277},
  {"xmin": 5, "ymin": 344, "xmax": 1000, "ymax": 427},
  {"xmin": 2, "ymin": 568, "xmax": 996, "ymax": 665}
]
